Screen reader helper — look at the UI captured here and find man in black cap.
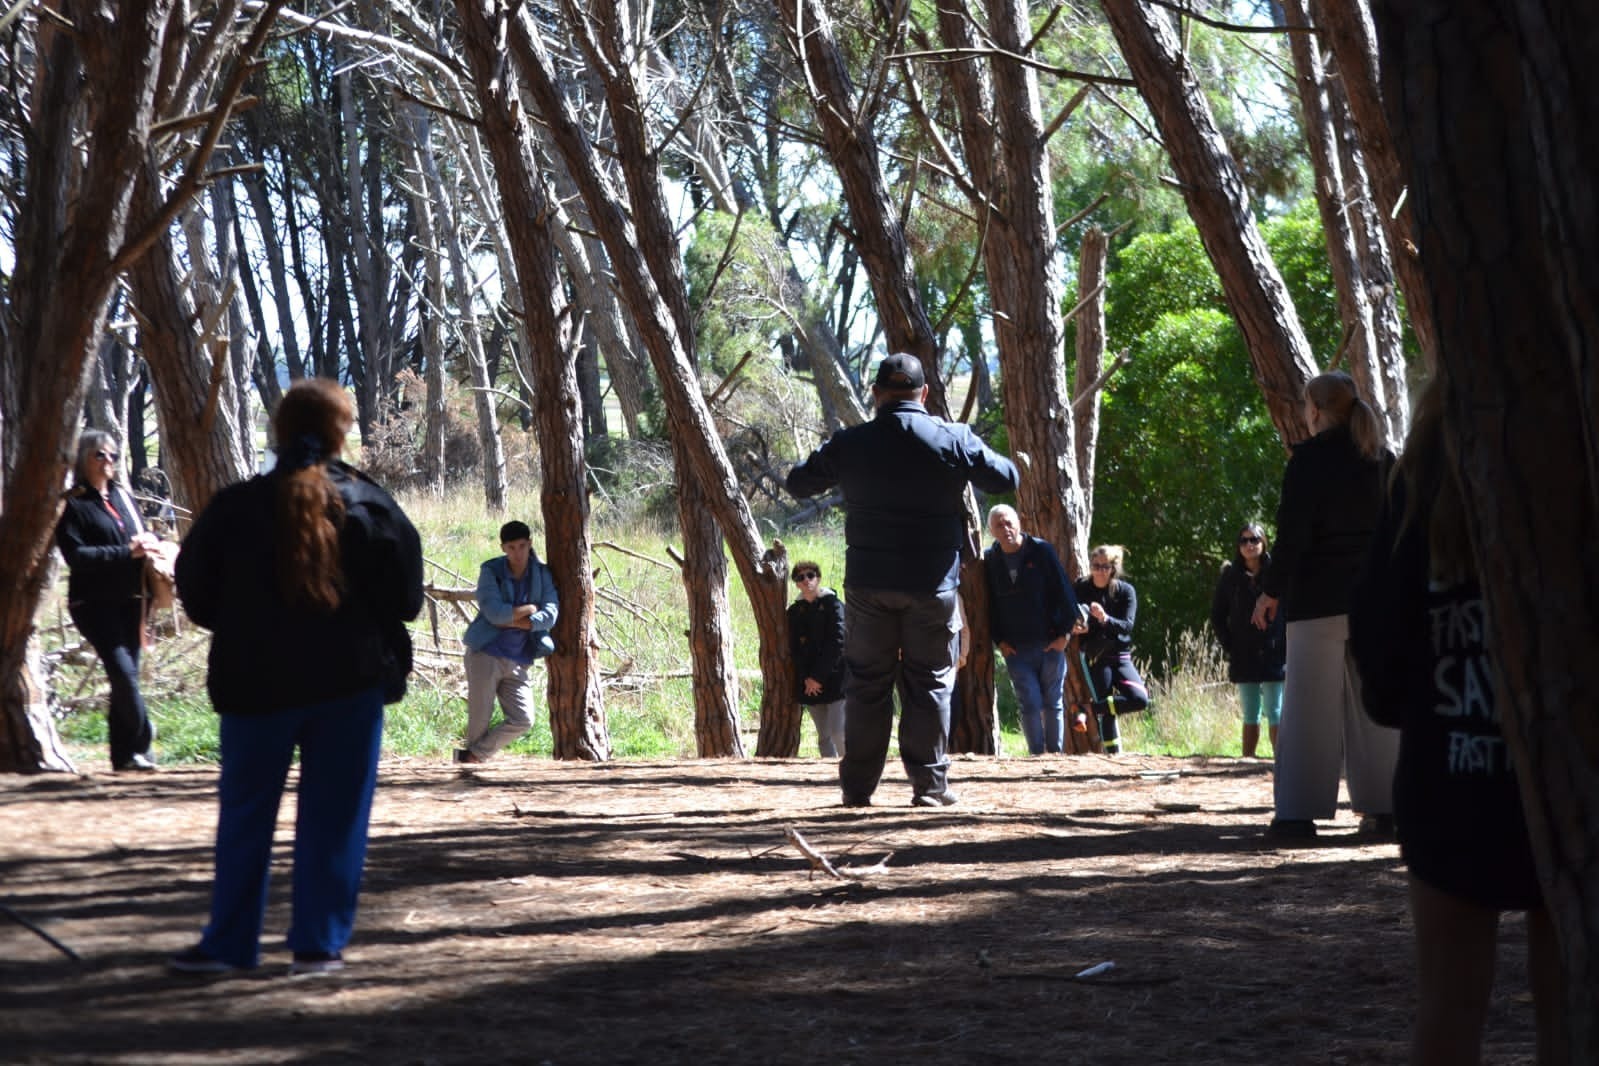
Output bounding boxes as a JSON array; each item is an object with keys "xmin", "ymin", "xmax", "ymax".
[
  {"xmin": 456, "ymin": 520, "xmax": 559, "ymax": 763},
  {"xmin": 787, "ymin": 353, "xmax": 1020, "ymax": 807}
]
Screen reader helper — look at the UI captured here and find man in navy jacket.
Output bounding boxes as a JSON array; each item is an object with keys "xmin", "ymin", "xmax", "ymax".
[
  {"xmin": 984, "ymin": 505, "xmax": 1077, "ymax": 754},
  {"xmin": 787, "ymin": 354, "xmax": 1019, "ymax": 807}
]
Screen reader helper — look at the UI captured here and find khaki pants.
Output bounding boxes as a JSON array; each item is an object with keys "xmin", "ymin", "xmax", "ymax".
[{"xmin": 463, "ymin": 649, "xmax": 536, "ymax": 758}]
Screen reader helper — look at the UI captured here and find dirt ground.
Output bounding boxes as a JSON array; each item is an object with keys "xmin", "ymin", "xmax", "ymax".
[{"xmin": 0, "ymin": 752, "xmax": 1545, "ymax": 1065}]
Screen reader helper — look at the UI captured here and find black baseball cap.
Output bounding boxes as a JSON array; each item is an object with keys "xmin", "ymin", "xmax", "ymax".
[{"xmin": 873, "ymin": 353, "xmax": 926, "ymax": 390}]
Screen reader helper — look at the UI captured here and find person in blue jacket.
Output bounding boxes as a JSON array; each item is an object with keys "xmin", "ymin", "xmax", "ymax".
[
  {"xmin": 984, "ymin": 505, "xmax": 1077, "ymax": 755},
  {"xmin": 786, "ymin": 353, "xmax": 1019, "ymax": 808},
  {"xmin": 456, "ymin": 520, "xmax": 558, "ymax": 764}
]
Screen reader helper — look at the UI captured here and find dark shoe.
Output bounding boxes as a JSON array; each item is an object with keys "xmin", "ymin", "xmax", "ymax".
[
  {"xmin": 169, "ymin": 946, "xmax": 234, "ymax": 975},
  {"xmin": 114, "ymin": 753, "xmax": 158, "ymax": 772},
  {"xmin": 841, "ymin": 794, "xmax": 871, "ymax": 808},
  {"xmin": 453, "ymin": 748, "xmax": 484, "ymax": 764},
  {"xmin": 1358, "ymin": 813, "xmax": 1397, "ymax": 841},
  {"xmin": 911, "ymin": 791, "xmax": 959, "ymax": 808},
  {"xmin": 289, "ymin": 951, "xmax": 345, "ymax": 976},
  {"xmin": 1263, "ymin": 818, "xmax": 1318, "ymax": 845}
]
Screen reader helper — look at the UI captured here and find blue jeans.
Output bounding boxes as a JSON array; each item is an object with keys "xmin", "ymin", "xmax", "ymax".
[
  {"xmin": 839, "ymin": 586, "xmax": 960, "ymax": 802},
  {"xmin": 198, "ymin": 688, "xmax": 384, "ymax": 968},
  {"xmin": 1003, "ymin": 644, "xmax": 1068, "ymax": 754}
]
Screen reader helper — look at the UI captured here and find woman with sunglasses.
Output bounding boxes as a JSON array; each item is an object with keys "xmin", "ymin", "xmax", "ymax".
[
  {"xmin": 1072, "ymin": 544, "xmax": 1149, "ymax": 754},
  {"xmin": 1210, "ymin": 523, "xmax": 1285, "ymax": 757},
  {"xmin": 787, "ymin": 560, "xmax": 846, "ymax": 758},
  {"xmin": 55, "ymin": 431, "xmax": 163, "ymax": 771}
]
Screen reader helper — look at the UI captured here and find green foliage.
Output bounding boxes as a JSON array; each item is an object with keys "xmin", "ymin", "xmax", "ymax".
[{"xmin": 1089, "ymin": 205, "xmax": 1339, "ymax": 671}]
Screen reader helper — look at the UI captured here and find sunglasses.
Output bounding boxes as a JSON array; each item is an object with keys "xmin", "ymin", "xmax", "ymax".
[
  {"xmin": 95, "ymin": 450, "xmax": 119, "ymax": 462},
  {"xmin": 794, "ymin": 570, "xmax": 819, "ymax": 582},
  {"xmin": 1090, "ymin": 563, "xmax": 1114, "ymax": 572},
  {"xmin": 1238, "ymin": 536, "xmax": 1262, "ymax": 545}
]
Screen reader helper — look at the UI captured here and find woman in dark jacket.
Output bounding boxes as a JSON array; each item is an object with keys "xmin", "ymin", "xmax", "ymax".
[
  {"xmin": 1210, "ymin": 522, "xmax": 1285, "ymax": 757},
  {"xmin": 787, "ymin": 560, "xmax": 846, "ymax": 758},
  {"xmin": 55, "ymin": 431, "xmax": 163, "ymax": 771},
  {"xmin": 1253, "ymin": 371, "xmax": 1398, "ymax": 842},
  {"xmin": 1072, "ymin": 544, "xmax": 1149, "ymax": 754},
  {"xmin": 1350, "ymin": 378, "xmax": 1562, "ymax": 1064},
  {"xmin": 169, "ymin": 378, "xmax": 424, "ymax": 976}
]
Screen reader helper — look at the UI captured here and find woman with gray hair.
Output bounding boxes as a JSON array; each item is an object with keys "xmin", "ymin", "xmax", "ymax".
[{"xmin": 54, "ymin": 431, "xmax": 162, "ymax": 771}]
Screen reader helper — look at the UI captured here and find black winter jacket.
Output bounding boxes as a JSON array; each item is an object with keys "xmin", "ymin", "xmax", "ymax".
[
  {"xmin": 56, "ymin": 484, "xmax": 146, "ymax": 608},
  {"xmin": 786, "ymin": 400, "xmax": 1018, "ymax": 593},
  {"xmin": 1073, "ymin": 578, "xmax": 1138, "ymax": 665},
  {"xmin": 984, "ymin": 536, "xmax": 1077, "ymax": 648},
  {"xmin": 1210, "ymin": 556, "xmax": 1286, "ymax": 684},
  {"xmin": 1261, "ymin": 424, "xmax": 1389, "ymax": 622},
  {"xmin": 787, "ymin": 590, "xmax": 846, "ymax": 704},
  {"xmin": 175, "ymin": 462, "xmax": 424, "ymax": 716}
]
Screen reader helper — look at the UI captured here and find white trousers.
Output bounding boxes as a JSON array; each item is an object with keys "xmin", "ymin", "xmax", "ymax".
[{"xmin": 1274, "ymin": 614, "xmax": 1399, "ymax": 821}]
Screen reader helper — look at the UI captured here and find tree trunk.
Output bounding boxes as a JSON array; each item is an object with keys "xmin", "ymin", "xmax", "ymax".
[
  {"xmin": 1376, "ymin": 1, "xmax": 1599, "ymax": 1056},
  {"xmin": 0, "ymin": 0, "xmax": 266, "ymax": 772},
  {"xmin": 777, "ymin": 0, "xmax": 947, "ymax": 410},
  {"xmin": 1100, "ymin": 0, "xmax": 1319, "ymax": 440},
  {"xmin": 1073, "ymin": 226, "xmax": 1108, "ymax": 526},
  {"xmin": 395, "ymin": 107, "xmax": 449, "ymax": 494},
  {"xmin": 456, "ymin": 1, "xmax": 611, "ymax": 759},
  {"xmin": 1313, "ymin": 0, "xmax": 1438, "ymax": 371},
  {"xmin": 506, "ymin": 0, "xmax": 790, "ymax": 754},
  {"xmin": 126, "ymin": 170, "xmax": 253, "ymax": 517},
  {"xmin": 1283, "ymin": 2, "xmax": 1385, "ymax": 418},
  {"xmin": 676, "ymin": 476, "xmax": 746, "ymax": 758}
]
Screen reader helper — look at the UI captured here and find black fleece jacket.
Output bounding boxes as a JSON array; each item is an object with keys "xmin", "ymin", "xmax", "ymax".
[
  {"xmin": 1262, "ymin": 424, "xmax": 1389, "ymax": 622},
  {"xmin": 175, "ymin": 462, "xmax": 424, "ymax": 716}
]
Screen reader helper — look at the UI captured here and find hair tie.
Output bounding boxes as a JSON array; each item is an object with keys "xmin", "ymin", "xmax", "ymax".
[{"xmin": 279, "ymin": 433, "xmax": 326, "ymax": 470}]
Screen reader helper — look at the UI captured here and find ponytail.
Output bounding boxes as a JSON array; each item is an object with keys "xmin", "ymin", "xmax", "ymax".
[
  {"xmin": 272, "ymin": 379, "xmax": 352, "ymax": 611},
  {"xmin": 1306, "ymin": 371, "xmax": 1383, "ymax": 460}
]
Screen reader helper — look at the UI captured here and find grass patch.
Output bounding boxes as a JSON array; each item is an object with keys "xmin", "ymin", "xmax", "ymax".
[{"xmin": 39, "ymin": 487, "xmax": 1240, "ymax": 766}]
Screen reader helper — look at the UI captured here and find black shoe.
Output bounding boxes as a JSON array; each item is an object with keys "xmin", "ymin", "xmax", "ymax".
[
  {"xmin": 289, "ymin": 951, "xmax": 345, "ymax": 976},
  {"xmin": 114, "ymin": 753, "xmax": 157, "ymax": 772},
  {"xmin": 169, "ymin": 946, "xmax": 234, "ymax": 975},
  {"xmin": 453, "ymin": 748, "xmax": 484, "ymax": 764},
  {"xmin": 911, "ymin": 791, "xmax": 959, "ymax": 808},
  {"xmin": 1358, "ymin": 813, "xmax": 1397, "ymax": 841},
  {"xmin": 841, "ymin": 794, "xmax": 871, "ymax": 808},
  {"xmin": 1263, "ymin": 818, "xmax": 1318, "ymax": 845}
]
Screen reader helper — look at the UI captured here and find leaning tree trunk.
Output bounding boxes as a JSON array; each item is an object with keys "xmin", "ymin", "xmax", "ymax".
[
  {"xmin": 1377, "ymin": 1, "xmax": 1599, "ymax": 1057},
  {"xmin": 395, "ymin": 105, "xmax": 450, "ymax": 495},
  {"xmin": 1100, "ymin": 0, "xmax": 1319, "ymax": 441},
  {"xmin": 1283, "ymin": 0, "xmax": 1395, "ymax": 442},
  {"xmin": 1314, "ymin": 0, "xmax": 1438, "ymax": 373},
  {"xmin": 456, "ymin": 3, "xmax": 610, "ymax": 759},
  {"xmin": 126, "ymin": 169, "xmax": 254, "ymax": 518},
  {"xmin": 777, "ymin": 0, "xmax": 947, "ymax": 409},
  {"xmin": 502, "ymin": 0, "xmax": 789, "ymax": 754}
]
